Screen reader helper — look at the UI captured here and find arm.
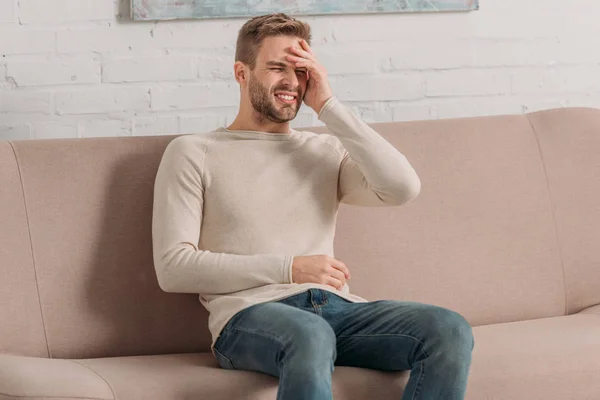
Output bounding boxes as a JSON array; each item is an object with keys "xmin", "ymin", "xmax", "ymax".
[
  {"xmin": 318, "ymin": 96, "xmax": 421, "ymax": 206},
  {"xmin": 286, "ymin": 40, "xmax": 421, "ymax": 207},
  {"xmin": 152, "ymin": 137, "xmax": 294, "ymax": 295}
]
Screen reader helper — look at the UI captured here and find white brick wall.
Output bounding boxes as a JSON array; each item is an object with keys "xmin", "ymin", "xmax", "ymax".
[
  {"xmin": 79, "ymin": 118, "xmax": 130, "ymax": 138},
  {"xmin": 7, "ymin": 54, "xmax": 101, "ymax": 86},
  {"xmin": 1, "ymin": 0, "xmax": 600, "ymax": 141},
  {"xmin": 0, "ymin": 0, "xmax": 16, "ymax": 24},
  {"xmin": 55, "ymin": 86, "xmax": 150, "ymax": 114},
  {"xmin": 103, "ymin": 55, "xmax": 197, "ymax": 83}
]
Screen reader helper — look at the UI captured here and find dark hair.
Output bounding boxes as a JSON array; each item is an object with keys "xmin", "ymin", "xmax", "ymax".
[{"xmin": 235, "ymin": 13, "xmax": 312, "ymax": 70}]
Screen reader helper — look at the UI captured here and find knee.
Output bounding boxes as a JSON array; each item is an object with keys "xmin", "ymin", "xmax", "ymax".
[
  {"xmin": 288, "ymin": 317, "xmax": 337, "ymax": 364},
  {"xmin": 420, "ymin": 306, "xmax": 474, "ymax": 359}
]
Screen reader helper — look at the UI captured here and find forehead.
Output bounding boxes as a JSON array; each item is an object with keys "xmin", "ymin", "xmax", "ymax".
[{"xmin": 256, "ymin": 35, "xmax": 302, "ymax": 62}]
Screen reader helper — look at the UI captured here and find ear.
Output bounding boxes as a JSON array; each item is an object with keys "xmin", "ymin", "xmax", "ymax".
[{"xmin": 233, "ymin": 61, "xmax": 248, "ymax": 85}]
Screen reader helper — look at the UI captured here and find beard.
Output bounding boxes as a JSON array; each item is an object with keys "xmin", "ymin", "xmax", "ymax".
[{"xmin": 249, "ymin": 73, "xmax": 303, "ymax": 124}]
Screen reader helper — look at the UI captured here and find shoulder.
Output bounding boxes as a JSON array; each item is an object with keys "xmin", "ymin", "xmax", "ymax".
[
  {"xmin": 159, "ymin": 132, "xmax": 222, "ymax": 175},
  {"xmin": 163, "ymin": 132, "xmax": 219, "ymax": 157},
  {"xmin": 292, "ymin": 129, "xmax": 345, "ymax": 157}
]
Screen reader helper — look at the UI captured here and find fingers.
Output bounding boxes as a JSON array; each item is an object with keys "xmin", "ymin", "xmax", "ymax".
[
  {"xmin": 286, "ymin": 56, "xmax": 316, "ymax": 79},
  {"xmin": 329, "ymin": 257, "xmax": 351, "ymax": 280},
  {"xmin": 291, "ymin": 59, "xmax": 311, "ymax": 69},
  {"xmin": 285, "ymin": 54, "xmax": 314, "ymax": 69},
  {"xmin": 329, "ymin": 267, "xmax": 347, "ymax": 286},
  {"xmin": 286, "ymin": 45, "xmax": 320, "ymax": 80},
  {"xmin": 285, "ymin": 54, "xmax": 306, "ymax": 65},
  {"xmin": 325, "ymin": 276, "xmax": 345, "ymax": 291},
  {"xmin": 288, "ymin": 45, "xmax": 314, "ymax": 61},
  {"xmin": 300, "ymin": 39, "xmax": 314, "ymax": 55}
]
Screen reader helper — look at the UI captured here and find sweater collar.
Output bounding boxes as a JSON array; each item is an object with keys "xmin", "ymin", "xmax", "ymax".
[{"xmin": 216, "ymin": 127, "xmax": 301, "ymax": 141}]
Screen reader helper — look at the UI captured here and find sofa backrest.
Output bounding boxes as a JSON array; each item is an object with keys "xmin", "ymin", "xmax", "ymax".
[
  {"xmin": 1, "ymin": 108, "xmax": 598, "ymax": 359},
  {"xmin": 324, "ymin": 108, "xmax": 600, "ymax": 324},
  {"xmin": 0, "ymin": 143, "xmax": 49, "ymax": 358},
  {"xmin": 1, "ymin": 137, "xmax": 209, "ymax": 359},
  {"xmin": 526, "ymin": 108, "xmax": 600, "ymax": 314}
]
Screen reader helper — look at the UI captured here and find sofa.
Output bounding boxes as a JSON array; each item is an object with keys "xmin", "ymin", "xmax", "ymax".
[{"xmin": 1, "ymin": 106, "xmax": 599, "ymax": 400}]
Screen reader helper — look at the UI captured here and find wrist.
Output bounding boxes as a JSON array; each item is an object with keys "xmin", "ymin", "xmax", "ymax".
[{"xmin": 315, "ymin": 94, "xmax": 333, "ymax": 114}]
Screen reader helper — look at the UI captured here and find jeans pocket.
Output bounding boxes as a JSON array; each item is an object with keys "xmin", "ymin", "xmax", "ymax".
[
  {"xmin": 276, "ymin": 291, "xmax": 309, "ymax": 307},
  {"xmin": 214, "ymin": 346, "xmax": 236, "ymax": 370}
]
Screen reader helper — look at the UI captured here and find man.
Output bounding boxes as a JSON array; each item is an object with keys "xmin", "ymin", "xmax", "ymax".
[{"xmin": 152, "ymin": 13, "xmax": 474, "ymax": 400}]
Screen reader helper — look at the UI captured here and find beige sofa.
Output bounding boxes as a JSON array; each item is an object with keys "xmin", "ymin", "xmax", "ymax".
[{"xmin": 1, "ymin": 107, "xmax": 599, "ymax": 400}]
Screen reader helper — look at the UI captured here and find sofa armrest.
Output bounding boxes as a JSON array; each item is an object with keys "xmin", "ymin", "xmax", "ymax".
[{"xmin": 0, "ymin": 354, "xmax": 114, "ymax": 399}]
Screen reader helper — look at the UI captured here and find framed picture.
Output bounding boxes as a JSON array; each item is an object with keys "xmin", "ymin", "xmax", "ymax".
[{"xmin": 132, "ymin": 0, "xmax": 479, "ymax": 22}]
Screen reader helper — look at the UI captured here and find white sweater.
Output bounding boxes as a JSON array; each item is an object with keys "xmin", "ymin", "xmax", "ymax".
[{"xmin": 152, "ymin": 96, "xmax": 421, "ymax": 351}]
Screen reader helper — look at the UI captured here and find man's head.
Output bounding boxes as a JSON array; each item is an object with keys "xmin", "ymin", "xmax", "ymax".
[{"xmin": 233, "ymin": 13, "xmax": 312, "ymax": 126}]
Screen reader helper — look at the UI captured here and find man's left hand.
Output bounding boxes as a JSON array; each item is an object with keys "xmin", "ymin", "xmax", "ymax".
[{"xmin": 286, "ymin": 39, "xmax": 333, "ymax": 115}]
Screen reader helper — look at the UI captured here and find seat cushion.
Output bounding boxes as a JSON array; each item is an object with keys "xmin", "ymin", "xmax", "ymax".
[
  {"xmin": 2, "ymin": 313, "xmax": 599, "ymax": 399},
  {"xmin": 78, "ymin": 312, "xmax": 600, "ymax": 400},
  {"xmin": 76, "ymin": 353, "xmax": 409, "ymax": 400},
  {"xmin": 0, "ymin": 354, "xmax": 114, "ymax": 399},
  {"xmin": 467, "ymin": 312, "xmax": 600, "ymax": 399}
]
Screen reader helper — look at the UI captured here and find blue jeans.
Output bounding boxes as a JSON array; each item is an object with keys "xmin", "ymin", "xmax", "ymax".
[{"xmin": 213, "ymin": 289, "xmax": 474, "ymax": 400}]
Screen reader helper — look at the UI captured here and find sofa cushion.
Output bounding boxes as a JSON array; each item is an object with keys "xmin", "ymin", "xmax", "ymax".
[
  {"xmin": 324, "ymin": 113, "xmax": 566, "ymax": 327},
  {"xmin": 76, "ymin": 353, "xmax": 409, "ymax": 400},
  {"xmin": 2, "ymin": 312, "xmax": 599, "ymax": 399},
  {"xmin": 8, "ymin": 136, "xmax": 210, "ymax": 360},
  {"xmin": 0, "ymin": 354, "xmax": 114, "ymax": 399},
  {"xmin": 467, "ymin": 312, "xmax": 600, "ymax": 399},
  {"xmin": 0, "ymin": 142, "xmax": 48, "ymax": 358},
  {"xmin": 82, "ymin": 313, "xmax": 600, "ymax": 400},
  {"xmin": 527, "ymin": 107, "xmax": 600, "ymax": 314}
]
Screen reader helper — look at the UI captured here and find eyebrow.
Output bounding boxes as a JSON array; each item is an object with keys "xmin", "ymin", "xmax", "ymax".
[
  {"xmin": 265, "ymin": 61, "xmax": 308, "ymax": 72},
  {"xmin": 265, "ymin": 61, "xmax": 288, "ymax": 68}
]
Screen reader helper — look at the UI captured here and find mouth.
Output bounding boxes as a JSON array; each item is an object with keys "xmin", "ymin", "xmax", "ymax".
[{"xmin": 274, "ymin": 92, "xmax": 298, "ymax": 105}]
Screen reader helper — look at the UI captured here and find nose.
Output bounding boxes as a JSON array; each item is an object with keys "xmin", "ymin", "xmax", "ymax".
[{"xmin": 282, "ymin": 68, "xmax": 299, "ymax": 90}]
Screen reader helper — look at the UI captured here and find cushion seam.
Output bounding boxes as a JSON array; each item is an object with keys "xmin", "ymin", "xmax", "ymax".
[
  {"xmin": 8, "ymin": 141, "xmax": 51, "ymax": 359},
  {"xmin": 525, "ymin": 113, "xmax": 569, "ymax": 316},
  {"xmin": 70, "ymin": 360, "xmax": 116, "ymax": 400}
]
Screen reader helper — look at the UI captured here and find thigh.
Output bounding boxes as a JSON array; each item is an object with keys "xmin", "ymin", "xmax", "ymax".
[
  {"xmin": 323, "ymin": 297, "xmax": 471, "ymax": 371},
  {"xmin": 213, "ymin": 300, "xmax": 332, "ymax": 377}
]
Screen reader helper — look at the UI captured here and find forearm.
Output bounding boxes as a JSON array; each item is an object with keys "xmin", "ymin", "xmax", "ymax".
[
  {"xmin": 318, "ymin": 96, "xmax": 421, "ymax": 205},
  {"xmin": 154, "ymin": 243, "xmax": 294, "ymax": 295}
]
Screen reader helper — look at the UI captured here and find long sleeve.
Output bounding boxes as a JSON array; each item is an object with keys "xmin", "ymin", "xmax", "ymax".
[
  {"xmin": 151, "ymin": 136, "xmax": 294, "ymax": 295},
  {"xmin": 318, "ymin": 96, "xmax": 421, "ymax": 206}
]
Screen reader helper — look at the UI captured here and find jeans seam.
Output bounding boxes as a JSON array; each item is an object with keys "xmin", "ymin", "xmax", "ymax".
[
  {"xmin": 225, "ymin": 326, "xmax": 287, "ymax": 351},
  {"xmin": 411, "ymin": 359, "xmax": 425, "ymax": 400},
  {"xmin": 220, "ymin": 327, "xmax": 288, "ymax": 371},
  {"xmin": 213, "ymin": 346, "xmax": 236, "ymax": 370},
  {"xmin": 337, "ymin": 333, "xmax": 430, "ymax": 359},
  {"xmin": 279, "ymin": 359, "xmax": 286, "ymax": 393}
]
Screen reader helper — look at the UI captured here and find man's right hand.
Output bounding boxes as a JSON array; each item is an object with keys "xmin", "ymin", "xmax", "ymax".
[{"xmin": 291, "ymin": 255, "xmax": 351, "ymax": 291}]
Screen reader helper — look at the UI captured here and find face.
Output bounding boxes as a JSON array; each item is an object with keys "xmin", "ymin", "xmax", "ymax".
[{"xmin": 245, "ymin": 36, "xmax": 309, "ymax": 124}]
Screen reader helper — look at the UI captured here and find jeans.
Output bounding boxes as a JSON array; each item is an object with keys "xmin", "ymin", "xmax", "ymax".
[{"xmin": 213, "ymin": 289, "xmax": 474, "ymax": 400}]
